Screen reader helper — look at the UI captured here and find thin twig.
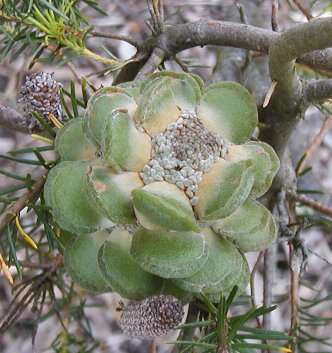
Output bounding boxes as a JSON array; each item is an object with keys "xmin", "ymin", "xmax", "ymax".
[
  {"xmin": 173, "ymin": 303, "xmax": 199, "ymax": 353},
  {"xmin": 147, "ymin": 0, "xmax": 161, "ymax": 35},
  {"xmin": 0, "ymin": 103, "xmax": 31, "ymax": 134},
  {"xmin": 287, "ymin": 192, "xmax": 332, "ymax": 219},
  {"xmin": 0, "ymin": 11, "xmax": 20, "ymax": 22},
  {"xmin": 234, "ymin": 0, "xmax": 252, "ymax": 74},
  {"xmin": 289, "ymin": 241, "xmax": 300, "ymax": 349},
  {"xmin": 20, "ymin": 261, "xmax": 55, "ymax": 270},
  {"xmin": 307, "ymin": 248, "xmax": 332, "ymax": 267},
  {"xmin": 152, "ymin": 0, "xmax": 164, "ymax": 26},
  {"xmin": 0, "ymin": 170, "xmax": 48, "ymax": 235},
  {"xmin": 296, "ymin": 116, "xmax": 332, "ymax": 175},
  {"xmin": 0, "ymin": 254, "xmax": 14, "ymax": 285},
  {"xmin": 173, "ymin": 56, "xmax": 189, "ymax": 72},
  {"xmin": 0, "ymin": 254, "xmax": 63, "ymax": 333},
  {"xmin": 148, "ymin": 340, "xmax": 157, "ymax": 353},
  {"xmin": 287, "ymin": 196, "xmax": 300, "ymax": 353},
  {"xmin": 263, "ymin": 246, "xmax": 276, "ymax": 330},
  {"xmin": 304, "ymin": 79, "xmax": 332, "ymax": 103},
  {"xmin": 293, "ymin": 0, "xmax": 313, "ymax": 21},
  {"xmin": 263, "ymin": 81, "xmax": 278, "ymax": 108},
  {"xmin": 250, "ymin": 251, "xmax": 264, "ymax": 327},
  {"xmin": 235, "ymin": 1, "xmax": 248, "ymax": 25},
  {"xmin": 135, "ymin": 48, "xmax": 165, "ymax": 79},
  {"xmin": 66, "ymin": 62, "xmax": 82, "ymax": 83},
  {"xmin": 159, "ymin": 0, "xmax": 164, "ymax": 25},
  {"xmin": 90, "ymin": 31, "xmax": 139, "ymax": 48},
  {"xmin": 271, "ymin": 0, "xmax": 279, "ymax": 32}
]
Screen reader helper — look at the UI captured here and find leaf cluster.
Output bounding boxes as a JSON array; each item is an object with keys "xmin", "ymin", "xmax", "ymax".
[
  {"xmin": 173, "ymin": 287, "xmax": 292, "ymax": 353},
  {"xmin": 0, "ymin": 0, "xmax": 108, "ymax": 65},
  {"xmin": 298, "ymin": 283, "xmax": 332, "ymax": 353}
]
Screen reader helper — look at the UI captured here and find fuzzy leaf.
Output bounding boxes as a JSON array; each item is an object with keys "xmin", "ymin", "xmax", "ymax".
[
  {"xmin": 226, "ymin": 141, "xmax": 280, "ymax": 198},
  {"xmin": 117, "ymin": 80, "xmax": 146, "ymax": 102},
  {"xmin": 56, "ymin": 230, "xmax": 77, "ymax": 251},
  {"xmin": 206, "ymin": 256, "xmax": 249, "ymax": 303},
  {"xmin": 102, "ymin": 110, "xmax": 151, "ymax": 172},
  {"xmin": 132, "ymin": 182, "xmax": 199, "ymax": 232},
  {"xmin": 195, "ymin": 159, "xmax": 254, "ymax": 220},
  {"xmin": 87, "ymin": 166, "xmax": 143, "ymax": 224},
  {"xmin": 64, "ymin": 231, "xmax": 111, "ymax": 293},
  {"xmin": 84, "ymin": 87, "xmax": 137, "ymax": 148},
  {"xmin": 98, "ymin": 229, "xmax": 162, "ymax": 300},
  {"xmin": 44, "ymin": 161, "xmax": 108, "ymax": 234},
  {"xmin": 131, "ymin": 228, "xmax": 208, "ymax": 278},
  {"xmin": 135, "ymin": 72, "xmax": 201, "ymax": 135},
  {"xmin": 55, "ymin": 118, "xmax": 97, "ymax": 161},
  {"xmin": 197, "ymin": 82, "xmax": 258, "ymax": 143},
  {"xmin": 212, "ymin": 198, "xmax": 278, "ymax": 252},
  {"xmin": 173, "ymin": 229, "xmax": 244, "ymax": 293}
]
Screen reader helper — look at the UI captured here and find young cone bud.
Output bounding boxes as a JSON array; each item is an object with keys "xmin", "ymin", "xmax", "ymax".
[
  {"xmin": 18, "ymin": 72, "xmax": 63, "ymax": 129},
  {"xmin": 119, "ymin": 295, "xmax": 184, "ymax": 337}
]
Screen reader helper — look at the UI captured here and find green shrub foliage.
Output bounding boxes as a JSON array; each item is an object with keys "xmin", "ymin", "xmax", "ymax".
[{"xmin": 45, "ymin": 72, "xmax": 280, "ymax": 300}]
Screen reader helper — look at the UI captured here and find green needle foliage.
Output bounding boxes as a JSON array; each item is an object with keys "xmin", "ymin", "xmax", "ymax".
[
  {"xmin": 173, "ymin": 287, "xmax": 292, "ymax": 353},
  {"xmin": 0, "ymin": 77, "xmax": 101, "ymax": 352},
  {"xmin": 298, "ymin": 284, "xmax": 332, "ymax": 353},
  {"xmin": 0, "ymin": 0, "xmax": 121, "ymax": 68}
]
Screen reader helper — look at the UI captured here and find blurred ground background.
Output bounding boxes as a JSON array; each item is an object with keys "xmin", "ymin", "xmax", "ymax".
[{"xmin": 1, "ymin": 0, "xmax": 332, "ymax": 352}]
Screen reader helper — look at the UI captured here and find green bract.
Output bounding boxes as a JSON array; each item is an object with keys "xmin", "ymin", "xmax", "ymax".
[
  {"xmin": 131, "ymin": 228, "xmax": 208, "ymax": 278},
  {"xmin": 132, "ymin": 182, "xmax": 199, "ymax": 232},
  {"xmin": 173, "ymin": 229, "xmax": 244, "ymax": 293},
  {"xmin": 46, "ymin": 71, "xmax": 280, "ymax": 302},
  {"xmin": 55, "ymin": 118, "xmax": 97, "ymax": 161},
  {"xmin": 64, "ymin": 231, "xmax": 111, "ymax": 293},
  {"xmin": 98, "ymin": 229, "xmax": 162, "ymax": 299}
]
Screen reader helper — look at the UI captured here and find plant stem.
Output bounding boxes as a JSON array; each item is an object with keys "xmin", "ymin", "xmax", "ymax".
[
  {"xmin": 287, "ymin": 191, "xmax": 332, "ymax": 218},
  {"xmin": 0, "ymin": 171, "xmax": 48, "ymax": 235}
]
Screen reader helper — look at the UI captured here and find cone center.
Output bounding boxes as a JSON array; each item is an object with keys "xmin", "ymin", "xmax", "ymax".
[{"xmin": 140, "ymin": 111, "xmax": 227, "ymax": 205}]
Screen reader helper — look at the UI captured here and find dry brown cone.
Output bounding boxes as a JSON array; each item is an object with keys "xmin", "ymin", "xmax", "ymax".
[
  {"xmin": 18, "ymin": 72, "xmax": 63, "ymax": 130},
  {"xmin": 119, "ymin": 295, "xmax": 184, "ymax": 337}
]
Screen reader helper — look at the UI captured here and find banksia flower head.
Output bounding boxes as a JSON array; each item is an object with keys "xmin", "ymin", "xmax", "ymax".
[
  {"xmin": 18, "ymin": 72, "xmax": 63, "ymax": 129},
  {"xmin": 119, "ymin": 295, "xmax": 184, "ymax": 337},
  {"xmin": 141, "ymin": 110, "xmax": 228, "ymax": 205},
  {"xmin": 43, "ymin": 71, "xmax": 280, "ymax": 334}
]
